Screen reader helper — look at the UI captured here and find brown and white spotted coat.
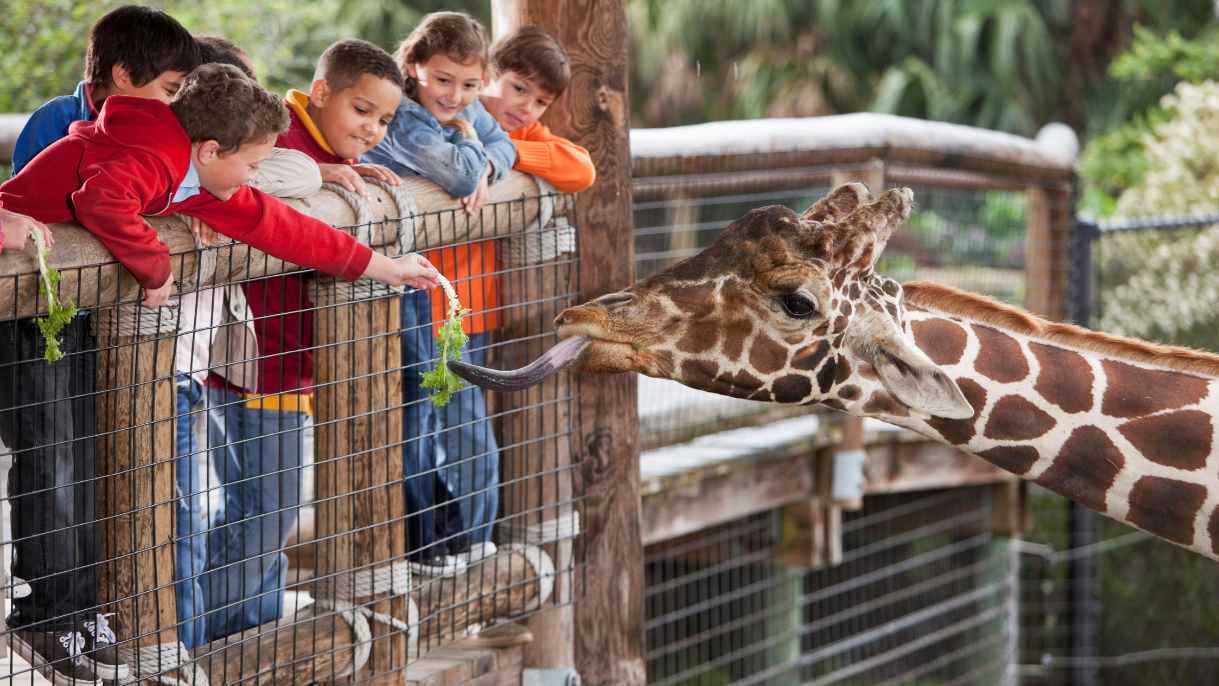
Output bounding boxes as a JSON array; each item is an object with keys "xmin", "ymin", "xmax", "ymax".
[{"xmin": 556, "ymin": 182, "xmax": 1219, "ymax": 560}]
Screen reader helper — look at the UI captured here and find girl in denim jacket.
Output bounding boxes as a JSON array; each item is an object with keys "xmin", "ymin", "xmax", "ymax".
[{"xmin": 364, "ymin": 11, "xmax": 515, "ymax": 576}]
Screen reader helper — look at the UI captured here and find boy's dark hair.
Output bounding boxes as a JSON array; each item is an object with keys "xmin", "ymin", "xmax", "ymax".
[
  {"xmin": 491, "ymin": 26, "xmax": 571, "ymax": 97},
  {"xmin": 85, "ymin": 5, "xmax": 198, "ymax": 90},
  {"xmin": 315, "ymin": 39, "xmax": 404, "ymax": 93},
  {"xmin": 394, "ymin": 12, "xmax": 489, "ymax": 97},
  {"xmin": 170, "ymin": 64, "xmax": 289, "ymax": 154},
  {"xmin": 197, "ymin": 36, "xmax": 255, "ymax": 79}
]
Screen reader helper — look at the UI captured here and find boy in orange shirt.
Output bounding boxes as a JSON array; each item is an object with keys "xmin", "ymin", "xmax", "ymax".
[{"xmin": 480, "ymin": 26, "xmax": 596, "ymax": 193}]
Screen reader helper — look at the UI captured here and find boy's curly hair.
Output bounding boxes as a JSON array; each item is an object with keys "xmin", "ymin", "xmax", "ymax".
[
  {"xmin": 491, "ymin": 26, "xmax": 571, "ymax": 97},
  {"xmin": 394, "ymin": 12, "xmax": 489, "ymax": 97},
  {"xmin": 85, "ymin": 5, "xmax": 198, "ymax": 90},
  {"xmin": 316, "ymin": 39, "xmax": 404, "ymax": 92},
  {"xmin": 170, "ymin": 64, "xmax": 289, "ymax": 153}
]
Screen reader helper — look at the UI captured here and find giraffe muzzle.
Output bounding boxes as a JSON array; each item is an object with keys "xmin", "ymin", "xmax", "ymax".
[{"xmin": 448, "ymin": 335, "xmax": 591, "ymax": 391}]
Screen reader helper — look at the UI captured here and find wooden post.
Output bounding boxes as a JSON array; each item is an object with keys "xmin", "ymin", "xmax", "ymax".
[
  {"xmin": 493, "ymin": 2, "xmax": 644, "ymax": 683},
  {"xmin": 1025, "ymin": 184, "xmax": 1073, "ymax": 322},
  {"xmin": 311, "ymin": 281, "xmax": 408, "ymax": 683},
  {"xmin": 94, "ymin": 309, "xmax": 179, "ymax": 657}
]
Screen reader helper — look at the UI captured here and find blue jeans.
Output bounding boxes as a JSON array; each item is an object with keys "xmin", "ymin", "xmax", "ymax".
[
  {"xmin": 174, "ymin": 376, "xmax": 212, "ymax": 648},
  {"xmin": 401, "ymin": 290, "xmax": 499, "ymax": 556},
  {"xmin": 202, "ymin": 386, "xmax": 307, "ymax": 642},
  {"xmin": 434, "ymin": 334, "xmax": 499, "ymax": 544}
]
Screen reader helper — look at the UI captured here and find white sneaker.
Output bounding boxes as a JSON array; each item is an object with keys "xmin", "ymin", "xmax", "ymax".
[
  {"xmin": 453, "ymin": 542, "xmax": 498, "ymax": 565},
  {"xmin": 408, "ymin": 555, "xmax": 467, "ymax": 577},
  {"xmin": 10, "ymin": 575, "xmax": 31, "ymax": 598}
]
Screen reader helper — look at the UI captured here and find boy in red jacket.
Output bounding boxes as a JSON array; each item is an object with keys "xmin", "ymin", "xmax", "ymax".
[{"xmin": 0, "ymin": 63, "xmax": 438, "ymax": 657}]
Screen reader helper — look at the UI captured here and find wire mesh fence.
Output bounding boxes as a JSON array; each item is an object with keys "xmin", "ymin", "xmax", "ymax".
[
  {"xmin": 1008, "ymin": 214, "xmax": 1219, "ymax": 686},
  {"xmin": 644, "ymin": 487, "xmax": 1016, "ymax": 686},
  {"xmin": 0, "ymin": 187, "xmax": 582, "ymax": 684}
]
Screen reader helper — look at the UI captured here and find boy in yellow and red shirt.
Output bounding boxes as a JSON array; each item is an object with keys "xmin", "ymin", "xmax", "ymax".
[{"xmin": 200, "ymin": 39, "xmax": 408, "ymax": 639}]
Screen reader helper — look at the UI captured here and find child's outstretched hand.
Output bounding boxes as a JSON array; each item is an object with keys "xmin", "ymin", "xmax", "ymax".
[
  {"xmin": 361, "ymin": 252, "xmax": 440, "ymax": 289},
  {"xmin": 0, "ymin": 208, "xmax": 53, "ymax": 253}
]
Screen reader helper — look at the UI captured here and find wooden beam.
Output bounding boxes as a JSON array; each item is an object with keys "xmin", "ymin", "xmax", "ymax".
[
  {"xmin": 492, "ymin": 3, "xmax": 643, "ymax": 683},
  {"xmin": 641, "ymin": 450, "xmax": 814, "ymax": 546},
  {"xmin": 0, "ymin": 172, "xmax": 569, "ymax": 322}
]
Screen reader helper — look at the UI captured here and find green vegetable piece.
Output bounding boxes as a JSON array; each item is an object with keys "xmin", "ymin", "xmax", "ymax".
[
  {"xmin": 420, "ymin": 274, "xmax": 470, "ymax": 406},
  {"xmin": 32, "ymin": 230, "xmax": 76, "ymax": 363}
]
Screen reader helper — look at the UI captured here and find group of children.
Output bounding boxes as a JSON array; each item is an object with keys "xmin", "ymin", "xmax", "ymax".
[{"xmin": 0, "ymin": 5, "xmax": 594, "ymax": 683}]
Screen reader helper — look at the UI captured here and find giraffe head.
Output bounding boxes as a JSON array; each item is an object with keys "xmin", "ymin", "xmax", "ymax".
[
  {"xmin": 452, "ymin": 183, "xmax": 972, "ymax": 419},
  {"xmin": 554, "ymin": 183, "xmax": 972, "ymax": 418}
]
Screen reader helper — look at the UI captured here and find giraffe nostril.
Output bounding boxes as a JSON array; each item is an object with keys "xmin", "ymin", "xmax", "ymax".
[{"xmin": 594, "ymin": 292, "xmax": 635, "ymax": 311}]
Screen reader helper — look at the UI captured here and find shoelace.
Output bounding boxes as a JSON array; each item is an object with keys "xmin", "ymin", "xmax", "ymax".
[
  {"xmin": 84, "ymin": 612, "xmax": 118, "ymax": 646},
  {"xmin": 58, "ymin": 631, "xmax": 86, "ymax": 665}
]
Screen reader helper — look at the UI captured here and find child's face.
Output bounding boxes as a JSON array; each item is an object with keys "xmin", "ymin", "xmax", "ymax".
[
  {"xmin": 309, "ymin": 74, "xmax": 402, "ymax": 160},
  {"xmin": 482, "ymin": 70, "xmax": 555, "ymax": 132},
  {"xmin": 113, "ymin": 65, "xmax": 187, "ymax": 104},
  {"xmin": 194, "ymin": 135, "xmax": 276, "ymax": 201},
  {"xmin": 406, "ymin": 54, "xmax": 486, "ymax": 123}
]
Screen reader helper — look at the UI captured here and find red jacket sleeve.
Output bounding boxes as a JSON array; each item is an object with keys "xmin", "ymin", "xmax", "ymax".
[
  {"xmin": 176, "ymin": 187, "xmax": 372, "ymax": 281},
  {"xmin": 511, "ymin": 121, "xmax": 596, "ymax": 193},
  {"xmin": 70, "ymin": 152, "xmax": 174, "ymax": 289}
]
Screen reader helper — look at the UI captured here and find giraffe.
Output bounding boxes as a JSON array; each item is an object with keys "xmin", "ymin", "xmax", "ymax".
[{"xmin": 453, "ymin": 183, "xmax": 1219, "ymax": 561}]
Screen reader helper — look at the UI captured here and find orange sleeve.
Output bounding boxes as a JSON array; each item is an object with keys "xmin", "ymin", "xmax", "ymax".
[{"xmin": 510, "ymin": 122, "xmax": 596, "ymax": 193}]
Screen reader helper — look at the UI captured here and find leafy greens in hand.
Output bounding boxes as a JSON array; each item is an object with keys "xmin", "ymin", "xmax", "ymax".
[{"xmin": 420, "ymin": 274, "xmax": 470, "ymax": 406}]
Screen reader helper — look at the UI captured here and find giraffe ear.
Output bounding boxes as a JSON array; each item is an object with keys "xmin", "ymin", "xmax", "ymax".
[
  {"xmin": 866, "ymin": 331, "xmax": 974, "ymax": 420},
  {"xmin": 801, "ymin": 182, "xmax": 871, "ymax": 223}
]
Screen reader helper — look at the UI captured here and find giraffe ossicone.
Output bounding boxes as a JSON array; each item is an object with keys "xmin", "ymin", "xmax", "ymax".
[{"xmin": 453, "ymin": 183, "xmax": 1219, "ymax": 561}]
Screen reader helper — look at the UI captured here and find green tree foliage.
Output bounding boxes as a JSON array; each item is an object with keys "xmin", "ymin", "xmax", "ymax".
[
  {"xmin": 628, "ymin": 0, "xmax": 1216, "ymax": 139},
  {"xmin": 0, "ymin": 0, "xmax": 348, "ymax": 112}
]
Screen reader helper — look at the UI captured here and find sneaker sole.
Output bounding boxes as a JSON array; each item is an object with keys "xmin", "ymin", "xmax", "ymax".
[
  {"xmin": 10, "ymin": 632, "xmax": 100, "ymax": 686},
  {"xmin": 81, "ymin": 653, "xmax": 130, "ymax": 681}
]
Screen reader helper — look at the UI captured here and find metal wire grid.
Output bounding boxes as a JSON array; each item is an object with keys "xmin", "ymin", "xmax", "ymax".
[
  {"xmin": 644, "ymin": 487, "xmax": 1016, "ymax": 686},
  {"xmin": 0, "ymin": 192, "xmax": 582, "ymax": 684}
]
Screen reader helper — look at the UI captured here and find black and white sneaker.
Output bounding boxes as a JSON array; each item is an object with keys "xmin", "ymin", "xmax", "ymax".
[
  {"xmin": 12, "ymin": 627, "xmax": 100, "ymax": 685},
  {"xmin": 80, "ymin": 613, "xmax": 129, "ymax": 680},
  {"xmin": 408, "ymin": 554, "xmax": 468, "ymax": 577}
]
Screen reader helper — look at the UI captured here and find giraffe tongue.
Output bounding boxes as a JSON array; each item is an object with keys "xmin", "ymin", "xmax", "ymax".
[{"xmin": 449, "ymin": 335, "xmax": 591, "ymax": 391}]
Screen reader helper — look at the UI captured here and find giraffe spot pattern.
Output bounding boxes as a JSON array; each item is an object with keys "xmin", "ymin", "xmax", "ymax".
[
  {"xmin": 792, "ymin": 341, "xmax": 831, "ymax": 371},
  {"xmin": 676, "ymin": 321, "xmax": 720, "ymax": 355},
  {"xmin": 1118, "ymin": 410, "xmax": 1213, "ymax": 470},
  {"xmin": 977, "ymin": 445, "xmax": 1040, "ymax": 475},
  {"xmin": 837, "ymin": 384, "xmax": 860, "ymax": 401},
  {"xmin": 1126, "ymin": 476, "xmax": 1206, "ymax": 546},
  {"xmin": 862, "ymin": 391, "xmax": 909, "ymax": 417},
  {"xmin": 749, "ymin": 334, "xmax": 788, "ymax": 375},
  {"xmin": 984, "ymin": 396, "xmax": 1055, "ymax": 441},
  {"xmin": 834, "ymin": 356, "xmax": 852, "ymax": 384},
  {"xmin": 1036, "ymin": 426, "xmax": 1124, "ymax": 513},
  {"xmin": 972, "ymin": 326, "xmax": 1029, "ymax": 383},
  {"xmin": 1030, "ymin": 343, "xmax": 1093, "ymax": 414},
  {"xmin": 773, "ymin": 374, "xmax": 813, "ymax": 402},
  {"xmin": 722, "ymin": 318, "xmax": 753, "ymax": 361},
  {"xmin": 666, "ymin": 282, "xmax": 717, "ymax": 316},
  {"xmin": 1209, "ymin": 508, "xmax": 1219, "ymax": 557},
  {"xmin": 926, "ymin": 378, "xmax": 987, "ymax": 445},
  {"xmin": 911, "ymin": 319, "xmax": 968, "ymax": 366},
  {"xmin": 816, "ymin": 357, "xmax": 838, "ymax": 394},
  {"xmin": 858, "ymin": 363, "xmax": 879, "ymax": 380},
  {"xmin": 822, "ymin": 398, "xmax": 847, "ymax": 411},
  {"xmin": 1100, "ymin": 360, "xmax": 1208, "ymax": 418}
]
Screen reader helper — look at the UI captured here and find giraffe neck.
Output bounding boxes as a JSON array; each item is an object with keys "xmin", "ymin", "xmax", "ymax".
[{"xmin": 860, "ymin": 283, "xmax": 1219, "ymax": 560}]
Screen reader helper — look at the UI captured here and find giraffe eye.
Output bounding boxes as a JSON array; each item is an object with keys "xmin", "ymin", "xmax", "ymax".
[{"xmin": 778, "ymin": 293, "xmax": 816, "ymax": 319}]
